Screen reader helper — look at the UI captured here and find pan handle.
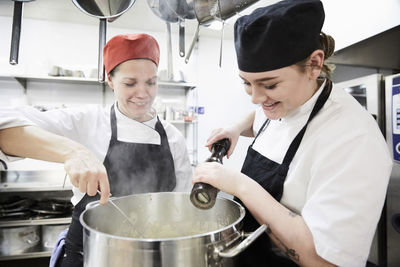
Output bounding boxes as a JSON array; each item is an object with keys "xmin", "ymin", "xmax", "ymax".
[
  {"xmin": 98, "ymin": 18, "xmax": 107, "ymax": 83},
  {"xmin": 185, "ymin": 23, "xmax": 200, "ymax": 64},
  {"xmin": 10, "ymin": 1, "xmax": 24, "ymax": 65},
  {"xmin": 219, "ymin": 20, "xmax": 224, "ymax": 68},
  {"xmin": 179, "ymin": 19, "xmax": 185, "ymax": 57},
  {"xmin": 166, "ymin": 22, "xmax": 174, "ymax": 81},
  {"xmin": 218, "ymin": 224, "xmax": 267, "ymax": 258}
]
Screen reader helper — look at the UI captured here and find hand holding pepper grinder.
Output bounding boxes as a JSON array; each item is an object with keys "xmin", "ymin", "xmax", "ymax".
[{"xmin": 190, "ymin": 138, "xmax": 231, "ymax": 209}]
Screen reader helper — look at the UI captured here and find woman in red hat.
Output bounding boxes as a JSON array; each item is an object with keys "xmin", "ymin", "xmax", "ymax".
[
  {"xmin": 192, "ymin": 0, "xmax": 392, "ymax": 266},
  {"xmin": 0, "ymin": 33, "xmax": 192, "ymax": 267}
]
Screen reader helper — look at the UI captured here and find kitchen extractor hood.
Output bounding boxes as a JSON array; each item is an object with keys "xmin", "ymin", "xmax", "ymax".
[{"xmin": 328, "ymin": 25, "xmax": 400, "ymax": 70}]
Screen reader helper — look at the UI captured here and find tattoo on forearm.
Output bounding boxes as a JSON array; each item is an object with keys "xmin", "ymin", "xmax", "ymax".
[{"xmin": 266, "ymin": 227, "xmax": 300, "ymax": 263}]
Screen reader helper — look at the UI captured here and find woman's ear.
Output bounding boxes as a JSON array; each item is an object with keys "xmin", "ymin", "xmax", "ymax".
[
  {"xmin": 107, "ymin": 75, "xmax": 114, "ymax": 90},
  {"xmin": 308, "ymin": 49, "xmax": 324, "ymax": 80}
]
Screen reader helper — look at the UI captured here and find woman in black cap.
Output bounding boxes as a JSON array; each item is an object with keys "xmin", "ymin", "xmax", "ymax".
[{"xmin": 193, "ymin": 0, "xmax": 392, "ymax": 266}]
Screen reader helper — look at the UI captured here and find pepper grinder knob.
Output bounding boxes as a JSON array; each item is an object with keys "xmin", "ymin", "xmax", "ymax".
[{"xmin": 190, "ymin": 138, "xmax": 231, "ymax": 209}]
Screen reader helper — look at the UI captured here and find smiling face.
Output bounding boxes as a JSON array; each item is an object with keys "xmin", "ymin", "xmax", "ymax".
[
  {"xmin": 108, "ymin": 59, "xmax": 158, "ymax": 122},
  {"xmin": 239, "ymin": 51, "xmax": 324, "ymax": 120}
]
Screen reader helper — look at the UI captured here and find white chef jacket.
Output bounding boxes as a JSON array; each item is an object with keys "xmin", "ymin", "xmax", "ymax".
[
  {"xmin": 252, "ymin": 81, "xmax": 392, "ymax": 267},
  {"xmin": 0, "ymin": 103, "xmax": 193, "ymax": 205}
]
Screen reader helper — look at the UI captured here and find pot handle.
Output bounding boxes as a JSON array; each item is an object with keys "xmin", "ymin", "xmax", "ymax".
[{"xmin": 218, "ymin": 224, "xmax": 267, "ymax": 258}]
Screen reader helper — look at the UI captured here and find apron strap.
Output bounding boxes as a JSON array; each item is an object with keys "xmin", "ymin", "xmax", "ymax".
[
  {"xmin": 281, "ymin": 79, "xmax": 333, "ymax": 168},
  {"xmin": 252, "ymin": 119, "xmax": 271, "ymax": 146},
  {"xmin": 109, "ymin": 104, "xmax": 118, "ymax": 141}
]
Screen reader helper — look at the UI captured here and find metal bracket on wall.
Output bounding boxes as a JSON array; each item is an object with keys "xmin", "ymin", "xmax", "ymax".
[
  {"xmin": 102, "ymin": 83, "xmax": 106, "ymax": 107},
  {"xmin": 15, "ymin": 77, "xmax": 27, "ymax": 94}
]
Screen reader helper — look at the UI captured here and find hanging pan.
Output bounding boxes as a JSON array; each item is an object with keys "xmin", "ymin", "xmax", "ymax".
[
  {"xmin": 185, "ymin": 0, "xmax": 260, "ymax": 66},
  {"xmin": 147, "ymin": 0, "xmax": 196, "ymax": 58},
  {"xmin": 9, "ymin": 0, "xmax": 35, "ymax": 65},
  {"xmin": 165, "ymin": 0, "xmax": 196, "ymax": 57},
  {"xmin": 147, "ymin": 0, "xmax": 181, "ymax": 80},
  {"xmin": 71, "ymin": 0, "xmax": 136, "ymax": 83}
]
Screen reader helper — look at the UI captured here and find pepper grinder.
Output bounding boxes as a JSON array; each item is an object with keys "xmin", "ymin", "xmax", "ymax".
[{"xmin": 190, "ymin": 138, "xmax": 231, "ymax": 209}]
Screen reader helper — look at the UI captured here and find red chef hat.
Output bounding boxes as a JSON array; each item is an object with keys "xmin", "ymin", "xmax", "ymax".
[{"xmin": 103, "ymin": 33, "xmax": 160, "ymax": 75}]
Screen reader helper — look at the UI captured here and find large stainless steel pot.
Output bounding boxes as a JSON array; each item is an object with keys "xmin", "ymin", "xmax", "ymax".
[{"xmin": 80, "ymin": 192, "xmax": 266, "ymax": 267}]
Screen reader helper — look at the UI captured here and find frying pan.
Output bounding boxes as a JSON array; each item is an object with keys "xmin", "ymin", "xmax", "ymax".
[
  {"xmin": 71, "ymin": 0, "xmax": 136, "ymax": 83},
  {"xmin": 147, "ymin": 0, "xmax": 180, "ymax": 80},
  {"xmin": 170, "ymin": 0, "xmax": 196, "ymax": 57},
  {"xmin": 147, "ymin": 0, "xmax": 179, "ymax": 23},
  {"xmin": 9, "ymin": 0, "xmax": 35, "ymax": 65},
  {"xmin": 147, "ymin": 0, "xmax": 178, "ymax": 75},
  {"xmin": 147, "ymin": 0, "xmax": 195, "ymax": 57},
  {"xmin": 185, "ymin": 0, "xmax": 260, "ymax": 66}
]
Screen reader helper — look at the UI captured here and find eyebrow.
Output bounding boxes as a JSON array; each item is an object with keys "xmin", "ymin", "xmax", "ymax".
[
  {"xmin": 122, "ymin": 76, "xmax": 158, "ymax": 81},
  {"xmin": 239, "ymin": 75, "xmax": 278, "ymax": 83}
]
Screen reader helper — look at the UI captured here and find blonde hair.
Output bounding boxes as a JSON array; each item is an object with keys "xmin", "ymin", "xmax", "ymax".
[{"xmin": 296, "ymin": 32, "xmax": 336, "ymax": 78}]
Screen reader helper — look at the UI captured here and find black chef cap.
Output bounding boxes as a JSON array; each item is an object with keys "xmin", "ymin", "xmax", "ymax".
[{"xmin": 234, "ymin": 0, "xmax": 325, "ymax": 72}]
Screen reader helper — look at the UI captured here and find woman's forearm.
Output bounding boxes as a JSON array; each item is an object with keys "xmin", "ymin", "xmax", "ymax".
[
  {"xmin": 237, "ymin": 178, "xmax": 336, "ymax": 267},
  {"xmin": 0, "ymin": 125, "xmax": 87, "ymax": 162},
  {"xmin": 236, "ymin": 110, "xmax": 256, "ymax": 137},
  {"xmin": 0, "ymin": 125, "xmax": 110, "ymax": 203}
]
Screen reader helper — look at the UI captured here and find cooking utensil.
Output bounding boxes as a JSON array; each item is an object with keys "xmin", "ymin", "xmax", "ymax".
[
  {"xmin": 190, "ymin": 138, "xmax": 230, "ymax": 209},
  {"xmin": 185, "ymin": 0, "xmax": 260, "ymax": 65},
  {"xmin": 147, "ymin": 0, "xmax": 195, "ymax": 57},
  {"xmin": 71, "ymin": 0, "xmax": 136, "ymax": 83},
  {"xmin": 96, "ymin": 190, "xmax": 135, "ymax": 227},
  {"xmin": 0, "ymin": 225, "xmax": 40, "ymax": 256},
  {"xmin": 80, "ymin": 192, "xmax": 267, "ymax": 267},
  {"xmin": 30, "ymin": 199, "xmax": 73, "ymax": 216},
  {"xmin": 166, "ymin": 22, "xmax": 174, "ymax": 80},
  {"xmin": 0, "ymin": 196, "xmax": 35, "ymax": 212},
  {"xmin": 171, "ymin": 0, "xmax": 196, "ymax": 57},
  {"xmin": 147, "ymin": 0, "xmax": 179, "ymax": 80},
  {"xmin": 9, "ymin": 0, "xmax": 35, "ymax": 65},
  {"xmin": 42, "ymin": 224, "xmax": 69, "ymax": 249},
  {"xmin": 147, "ymin": 0, "xmax": 179, "ymax": 23}
]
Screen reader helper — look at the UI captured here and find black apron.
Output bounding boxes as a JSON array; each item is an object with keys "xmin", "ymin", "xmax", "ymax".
[
  {"xmin": 60, "ymin": 105, "xmax": 176, "ymax": 267},
  {"xmin": 236, "ymin": 80, "xmax": 332, "ymax": 267}
]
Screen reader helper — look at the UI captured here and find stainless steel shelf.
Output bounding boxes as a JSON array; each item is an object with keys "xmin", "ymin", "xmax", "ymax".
[
  {"xmin": 0, "ymin": 246, "xmax": 52, "ymax": 261},
  {"xmin": 0, "ymin": 75, "xmax": 196, "ymax": 90},
  {"xmin": 0, "ymin": 184, "xmax": 72, "ymax": 192},
  {"xmin": 0, "ymin": 217, "xmax": 71, "ymax": 227},
  {"xmin": 169, "ymin": 120, "xmax": 197, "ymax": 124},
  {"xmin": 0, "ymin": 170, "xmax": 72, "ymax": 192},
  {"xmin": 0, "ymin": 218, "xmax": 71, "ymax": 261}
]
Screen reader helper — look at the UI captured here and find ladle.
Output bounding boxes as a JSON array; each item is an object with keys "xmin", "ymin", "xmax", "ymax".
[{"xmin": 96, "ymin": 190, "xmax": 135, "ymax": 227}]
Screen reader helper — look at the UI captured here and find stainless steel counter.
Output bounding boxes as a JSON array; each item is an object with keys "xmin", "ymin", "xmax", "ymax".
[{"xmin": 0, "ymin": 170, "xmax": 72, "ymax": 192}]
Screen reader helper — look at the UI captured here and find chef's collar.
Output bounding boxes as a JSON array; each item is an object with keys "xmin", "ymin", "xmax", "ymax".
[
  {"xmin": 115, "ymin": 102, "xmax": 157, "ymax": 129},
  {"xmin": 278, "ymin": 79, "xmax": 326, "ymax": 123}
]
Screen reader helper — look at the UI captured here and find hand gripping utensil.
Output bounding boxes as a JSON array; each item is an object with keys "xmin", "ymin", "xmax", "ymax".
[
  {"xmin": 190, "ymin": 138, "xmax": 230, "ymax": 209},
  {"xmin": 96, "ymin": 190, "xmax": 135, "ymax": 227}
]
